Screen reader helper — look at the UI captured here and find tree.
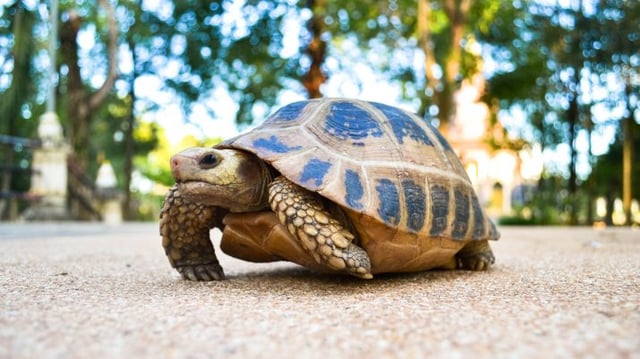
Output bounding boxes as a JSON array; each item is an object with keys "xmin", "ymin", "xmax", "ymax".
[
  {"xmin": 138, "ymin": 0, "xmax": 302, "ymax": 125},
  {"xmin": 53, "ymin": 0, "xmax": 121, "ymax": 219},
  {"xmin": 481, "ymin": 0, "xmax": 639, "ymax": 225},
  {"xmin": 0, "ymin": 1, "xmax": 39, "ymax": 219},
  {"xmin": 599, "ymin": 0, "xmax": 640, "ymax": 225},
  {"xmin": 318, "ymin": 0, "xmax": 501, "ymax": 131},
  {"xmin": 589, "ymin": 120, "xmax": 640, "ymax": 224},
  {"xmin": 3, "ymin": 0, "xmax": 636, "ymax": 223},
  {"xmin": 111, "ymin": 0, "xmax": 306, "ymax": 217},
  {"xmin": 418, "ymin": 0, "xmax": 471, "ymax": 130},
  {"xmin": 2, "ymin": 0, "xmax": 306, "ymax": 219},
  {"xmin": 302, "ymin": 0, "xmax": 327, "ymax": 98},
  {"xmin": 59, "ymin": 0, "xmax": 119, "ymax": 170}
]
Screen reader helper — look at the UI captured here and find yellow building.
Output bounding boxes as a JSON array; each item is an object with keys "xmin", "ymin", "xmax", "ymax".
[{"xmin": 444, "ymin": 74, "xmax": 542, "ymax": 218}]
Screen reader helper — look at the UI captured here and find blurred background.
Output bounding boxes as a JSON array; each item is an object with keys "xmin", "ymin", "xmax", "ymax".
[{"xmin": 0, "ymin": 0, "xmax": 638, "ymax": 226}]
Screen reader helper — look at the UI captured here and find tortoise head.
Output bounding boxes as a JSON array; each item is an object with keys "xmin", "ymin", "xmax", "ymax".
[{"xmin": 170, "ymin": 147, "xmax": 271, "ymax": 212}]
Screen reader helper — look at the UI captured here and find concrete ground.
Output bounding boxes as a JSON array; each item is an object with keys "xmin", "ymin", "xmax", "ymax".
[{"xmin": 0, "ymin": 223, "xmax": 638, "ymax": 359}]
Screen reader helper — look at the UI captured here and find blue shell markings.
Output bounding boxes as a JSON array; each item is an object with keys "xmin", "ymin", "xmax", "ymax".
[
  {"xmin": 429, "ymin": 184, "xmax": 449, "ymax": 236},
  {"xmin": 402, "ymin": 179, "xmax": 426, "ymax": 232},
  {"xmin": 451, "ymin": 189, "xmax": 470, "ymax": 239},
  {"xmin": 344, "ymin": 169, "xmax": 364, "ymax": 210},
  {"xmin": 253, "ymin": 135, "xmax": 302, "ymax": 153},
  {"xmin": 371, "ymin": 102, "xmax": 433, "ymax": 146},
  {"xmin": 269, "ymin": 101, "xmax": 307, "ymax": 122},
  {"xmin": 300, "ymin": 159, "xmax": 332, "ymax": 189},
  {"xmin": 325, "ymin": 102, "xmax": 383, "ymax": 141},
  {"xmin": 375, "ymin": 179, "xmax": 400, "ymax": 226},
  {"xmin": 471, "ymin": 195, "xmax": 485, "ymax": 238}
]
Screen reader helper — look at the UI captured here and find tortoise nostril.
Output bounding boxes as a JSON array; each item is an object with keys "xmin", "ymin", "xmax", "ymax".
[{"xmin": 171, "ymin": 157, "xmax": 180, "ymax": 169}]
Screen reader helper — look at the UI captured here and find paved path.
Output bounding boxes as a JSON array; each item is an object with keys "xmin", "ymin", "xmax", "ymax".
[{"xmin": 1, "ymin": 223, "xmax": 639, "ymax": 358}]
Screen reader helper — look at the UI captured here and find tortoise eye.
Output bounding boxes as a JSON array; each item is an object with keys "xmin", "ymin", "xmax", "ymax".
[{"xmin": 199, "ymin": 153, "xmax": 219, "ymax": 168}]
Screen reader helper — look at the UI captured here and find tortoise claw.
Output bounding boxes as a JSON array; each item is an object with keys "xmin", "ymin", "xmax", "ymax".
[
  {"xmin": 177, "ymin": 264, "xmax": 225, "ymax": 281},
  {"xmin": 456, "ymin": 240, "xmax": 495, "ymax": 271},
  {"xmin": 457, "ymin": 253, "xmax": 494, "ymax": 271}
]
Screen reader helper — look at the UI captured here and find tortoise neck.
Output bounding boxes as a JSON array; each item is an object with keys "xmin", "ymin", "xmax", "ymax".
[
  {"xmin": 253, "ymin": 160, "xmax": 273, "ymax": 210},
  {"xmin": 231, "ymin": 159, "xmax": 272, "ymax": 213}
]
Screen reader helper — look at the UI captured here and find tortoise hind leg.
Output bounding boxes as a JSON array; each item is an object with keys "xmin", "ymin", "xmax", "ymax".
[
  {"xmin": 268, "ymin": 176, "xmax": 373, "ymax": 279},
  {"xmin": 456, "ymin": 239, "xmax": 495, "ymax": 271},
  {"xmin": 160, "ymin": 185, "xmax": 226, "ymax": 281}
]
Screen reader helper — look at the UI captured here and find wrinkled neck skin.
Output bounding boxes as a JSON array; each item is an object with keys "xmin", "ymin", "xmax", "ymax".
[
  {"xmin": 229, "ymin": 157, "xmax": 272, "ymax": 212},
  {"xmin": 173, "ymin": 148, "xmax": 272, "ymax": 213}
]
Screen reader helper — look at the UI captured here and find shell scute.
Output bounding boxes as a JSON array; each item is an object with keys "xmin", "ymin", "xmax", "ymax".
[
  {"xmin": 344, "ymin": 169, "xmax": 365, "ymax": 210},
  {"xmin": 299, "ymin": 159, "xmax": 332, "ymax": 189},
  {"xmin": 428, "ymin": 182, "xmax": 450, "ymax": 237},
  {"xmin": 270, "ymin": 101, "xmax": 308, "ymax": 122},
  {"xmin": 324, "ymin": 102, "xmax": 384, "ymax": 143},
  {"xmin": 223, "ymin": 98, "xmax": 498, "ymax": 243},
  {"xmin": 375, "ymin": 178, "xmax": 401, "ymax": 227},
  {"xmin": 371, "ymin": 102, "xmax": 433, "ymax": 146},
  {"xmin": 252, "ymin": 135, "xmax": 302, "ymax": 154},
  {"xmin": 401, "ymin": 179, "xmax": 427, "ymax": 233},
  {"xmin": 451, "ymin": 187, "xmax": 471, "ymax": 240}
]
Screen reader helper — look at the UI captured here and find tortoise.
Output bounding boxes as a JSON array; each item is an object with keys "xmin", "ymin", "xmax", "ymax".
[{"xmin": 160, "ymin": 98, "xmax": 499, "ymax": 280}]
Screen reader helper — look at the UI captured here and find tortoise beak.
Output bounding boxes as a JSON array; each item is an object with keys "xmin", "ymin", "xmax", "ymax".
[
  {"xmin": 170, "ymin": 153, "xmax": 192, "ymax": 182},
  {"xmin": 170, "ymin": 148, "xmax": 220, "ymax": 182}
]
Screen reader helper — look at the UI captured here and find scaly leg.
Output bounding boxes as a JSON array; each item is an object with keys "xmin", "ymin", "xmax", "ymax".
[
  {"xmin": 456, "ymin": 239, "xmax": 495, "ymax": 271},
  {"xmin": 268, "ymin": 176, "xmax": 373, "ymax": 279},
  {"xmin": 160, "ymin": 185, "xmax": 226, "ymax": 281}
]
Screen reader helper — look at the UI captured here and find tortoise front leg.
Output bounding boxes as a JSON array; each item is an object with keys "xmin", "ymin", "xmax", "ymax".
[
  {"xmin": 268, "ymin": 176, "xmax": 373, "ymax": 279},
  {"xmin": 160, "ymin": 185, "xmax": 227, "ymax": 281}
]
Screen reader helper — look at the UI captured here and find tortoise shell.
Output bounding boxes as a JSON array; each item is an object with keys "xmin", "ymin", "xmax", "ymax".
[{"xmin": 223, "ymin": 98, "xmax": 498, "ymax": 246}]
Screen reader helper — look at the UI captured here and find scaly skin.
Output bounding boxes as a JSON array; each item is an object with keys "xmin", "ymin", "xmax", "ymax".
[
  {"xmin": 268, "ymin": 176, "xmax": 373, "ymax": 279},
  {"xmin": 160, "ymin": 185, "xmax": 226, "ymax": 281},
  {"xmin": 455, "ymin": 239, "xmax": 495, "ymax": 271}
]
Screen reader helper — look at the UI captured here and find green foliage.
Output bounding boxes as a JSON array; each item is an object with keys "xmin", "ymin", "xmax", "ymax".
[
  {"xmin": 484, "ymin": 0, "xmax": 639, "ymax": 150},
  {"xmin": 1, "ymin": 0, "xmax": 637, "ymax": 222},
  {"xmin": 481, "ymin": 0, "xmax": 639, "ymax": 224},
  {"xmin": 88, "ymin": 94, "xmax": 159, "ymax": 184},
  {"xmin": 317, "ymin": 0, "xmax": 514, "ymax": 122},
  {"xmin": 0, "ymin": 2, "xmax": 40, "ymax": 195},
  {"xmin": 123, "ymin": 0, "xmax": 301, "ymax": 125},
  {"xmin": 590, "ymin": 120, "xmax": 640, "ymax": 200},
  {"xmin": 500, "ymin": 176, "xmax": 586, "ymax": 226}
]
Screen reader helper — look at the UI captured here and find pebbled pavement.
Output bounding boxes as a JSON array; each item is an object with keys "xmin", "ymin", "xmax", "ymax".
[{"xmin": 1, "ymin": 223, "xmax": 639, "ymax": 358}]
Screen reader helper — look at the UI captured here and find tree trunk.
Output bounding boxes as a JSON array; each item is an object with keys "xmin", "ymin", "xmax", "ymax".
[
  {"xmin": 0, "ymin": 3, "xmax": 35, "ymax": 219},
  {"xmin": 622, "ymin": 82, "xmax": 634, "ymax": 226},
  {"xmin": 585, "ymin": 110, "xmax": 594, "ymax": 224},
  {"xmin": 567, "ymin": 94, "xmax": 579, "ymax": 225},
  {"xmin": 417, "ymin": 0, "xmax": 435, "ymax": 118},
  {"xmin": 439, "ymin": 0, "xmax": 470, "ymax": 132},
  {"xmin": 59, "ymin": 0, "xmax": 119, "ymax": 170},
  {"xmin": 122, "ymin": 37, "xmax": 138, "ymax": 220},
  {"xmin": 302, "ymin": 0, "xmax": 326, "ymax": 99},
  {"xmin": 418, "ymin": 0, "xmax": 470, "ymax": 132},
  {"xmin": 605, "ymin": 192, "xmax": 615, "ymax": 226}
]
